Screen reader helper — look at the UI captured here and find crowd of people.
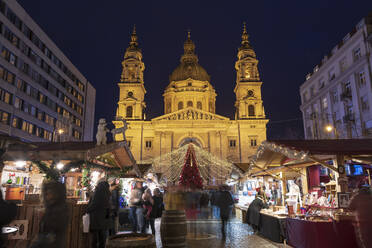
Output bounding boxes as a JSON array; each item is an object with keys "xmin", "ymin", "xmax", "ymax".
[{"xmin": 128, "ymin": 181, "xmax": 164, "ymax": 235}]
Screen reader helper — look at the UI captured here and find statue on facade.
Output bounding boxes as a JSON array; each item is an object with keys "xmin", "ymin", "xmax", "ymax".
[
  {"xmin": 96, "ymin": 118, "xmax": 109, "ymax": 145},
  {"xmin": 111, "ymin": 118, "xmax": 129, "ymax": 141}
]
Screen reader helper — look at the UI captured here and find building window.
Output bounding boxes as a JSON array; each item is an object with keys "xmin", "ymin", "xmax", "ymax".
[
  {"xmin": 127, "ymin": 140, "xmax": 131, "ymax": 147},
  {"xmin": 197, "ymin": 101, "xmax": 202, "ymax": 110},
  {"xmin": 339, "ymin": 58, "xmax": 347, "ymax": 72},
  {"xmin": 250, "ymin": 138, "xmax": 257, "ymax": 147},
  {"xmin": 126, "ymin": 106, "xmax": 133, "ymax": 118},
  {"xmin": 187, "ymin": 101, "xmax": 193, "ymax": 107},
  {"xmin": 331, "ymin": 90, "xmax": 338, "ymax": 103},
  {"xmin": 318, "ymin": 80, "xmax": 325, "ymax": 90},
  {"xmin": 145, "ymin": 140, "xmax": 152, "ymax": 149},
  {"xmin": 0, "ymin": 88, "xmax": 12, "ymax": 104},
  {"xmin": 310, "ymin": 86, "xmax": 315, "ymax": 97},
  {"xmin": 359, "ymin": 71, "xmax": 366, "ymax": 86},
  {"xmin": 306, "ymin": 126, "xmax": 312, "ymax": 139},
  {"xmin": 248, "ymin": 105, "xmax": 255, "ymax": 116},
  {"xmin": 302, "ymin": 92, "xmax": 308, "ymax": 103},
  {"xmin": 229, "ymin": 140, "xmax": 236, "ymax": 148},
  {"xmin": 178, "ymin": 102, "xmax": 183, "ymax": 110},
  {"xmin": 328, "ymin": 68, "xmax": 335, "ymax": 81},
  {"xmin": 0, "ymin": 111, "xmax": 10, "ymax": 125},
  {"xmin": 322, "ymin": 97, "xmax": 328, "ymax": 110},
  {"xmin": 361, "ymin": 96, "xmax": 369, "ymax": 112},
  {"xmin": 353, "ymin": 47, "xmax": 361, "ymax": 61}
]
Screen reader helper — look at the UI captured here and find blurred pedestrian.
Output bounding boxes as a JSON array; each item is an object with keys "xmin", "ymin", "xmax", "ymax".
[
  {"xmin": 86, "ymin": 180, "xmax": 111, "ymax": 248},
  {"xmin": 142, "ymin": 188, "xmax": 154, "ymax": 234},
  {"xmin": 349, "ymin": 185, "xmax": 372, "ymax": 248},
  {"xmin": 0, "ymin": 187, "xmax": 17, "ymax": 248},
  {"xmin": 29, "ymin": 180, "xmax": 68, "ymax": 248},
  {"xmin": 149, "ymin": 188, "xmax": 164, "ymax": 235},
  {"xmin": 129, "ymin": 181, "xmax": 144, "ymax": 233},
  {"xmin": 215, "ymin": 185, "xmax": 234, "ymax": 238},
  {"xmin": 210, "ymin": 190, "xmax": 220, "ymax": 219},
  {"xmin": 108, "ymin": 179, "xmax": 120, "ymax": 236},
  {"xmin": 246, "ymin": 189, "xmax": 268, "ymax": 233},
  {"xmin": 199, "ymin": 191, "xmax": 210, "ymax": 219}
]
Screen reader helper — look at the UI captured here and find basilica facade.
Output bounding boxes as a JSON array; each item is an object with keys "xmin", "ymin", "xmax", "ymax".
[{"xmin": 113, "ymin": 25, "xmax": 268, "ymax": 165}]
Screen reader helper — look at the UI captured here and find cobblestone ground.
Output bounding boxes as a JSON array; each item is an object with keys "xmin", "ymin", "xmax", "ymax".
[{"xmin": 151, "ymin": 218, "xmax": 287, "ymax": 248}]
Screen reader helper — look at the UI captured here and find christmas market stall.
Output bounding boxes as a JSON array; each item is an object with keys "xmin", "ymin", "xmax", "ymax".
[
  {"xmin": 0, "ymin": 136, "xmax": 136, "ymax": 248},
  {"xmin": 242, "ymin": 139, "xmax": 372, "ymax": 247}
]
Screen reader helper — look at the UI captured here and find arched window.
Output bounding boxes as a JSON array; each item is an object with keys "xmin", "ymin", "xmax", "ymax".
[
  {"xmin": 166, "ymin": 102, "xmax": 171, "ymax": 113},
  {"xmin": 197, "ymin": 101, "xmax": 202, "ymax": 110},
  {"xmin": 248, "ymin": 105, "xmax": 255, "ymax": 116},
  {"xmin": 178, "ymin": 102, "xmax": 183, "ymax": 110},
  {"xmin": 126, "ymin": 106, "xmax": 133, "ymax": 118},
  {"xmin": 187, "ymin": 101, "xmax": 193, "ymax": 107}
]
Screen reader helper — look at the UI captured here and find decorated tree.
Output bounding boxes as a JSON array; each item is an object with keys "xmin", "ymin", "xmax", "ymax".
[{"xmin": 179, "ymin": 144, "xmax": 203, "ymax": 189}]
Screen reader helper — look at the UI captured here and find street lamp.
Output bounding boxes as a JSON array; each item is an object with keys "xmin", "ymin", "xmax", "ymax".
[
  {"xmin": 325, "ymin": 124, "xmax": 338, "ymax": 139},
  {"xmin": 325, "ymin": 125, "xmax": 333, "ymax": 133},
  {"xmin": 58, "ymin": 129, "xmax": 64, "ymax": 135}
]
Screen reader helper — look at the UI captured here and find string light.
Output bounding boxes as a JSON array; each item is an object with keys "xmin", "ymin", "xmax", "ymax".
[{"xmin": 138, "ymin": 143, "xmax": 240, "ymax": 184}]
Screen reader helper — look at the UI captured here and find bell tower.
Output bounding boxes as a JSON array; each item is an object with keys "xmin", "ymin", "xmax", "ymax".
[
  {"xmin": 234, "ymin": 23, "xmax": 265, "ymax": 120},
  {"xmin": 117, "ymin": 25, "xmax": 146, "ymax": 120}
]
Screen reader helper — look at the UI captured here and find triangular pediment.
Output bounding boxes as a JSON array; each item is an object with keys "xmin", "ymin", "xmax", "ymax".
[{"xmin": 152, "ymin": 107, "xmax": 230, "ymax": 121}]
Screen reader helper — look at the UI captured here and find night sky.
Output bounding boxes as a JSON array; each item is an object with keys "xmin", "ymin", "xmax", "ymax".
[{"xmin": 17, "ymin": 1, "xmax": 372, "ymax": 139}]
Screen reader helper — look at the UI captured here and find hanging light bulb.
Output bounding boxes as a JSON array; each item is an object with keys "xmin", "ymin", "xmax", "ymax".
[{"xmin": 56, "ymin": 162, "xmax": 64, "ymax": 170}]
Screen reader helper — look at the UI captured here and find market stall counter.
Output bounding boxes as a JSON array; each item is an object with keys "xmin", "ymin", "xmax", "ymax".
[
  {"xmin": 286, "ymin": 218, "xmax": 357, "ymax": 248},
  {"xmin": 259, "ymin": 210, "xmax": 286, "ymax": 243}
]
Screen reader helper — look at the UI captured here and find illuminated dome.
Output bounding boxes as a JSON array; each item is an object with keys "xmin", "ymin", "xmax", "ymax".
[{"xmin": 169, "ymin": 31, "xmax": 210, "ymax": 82}]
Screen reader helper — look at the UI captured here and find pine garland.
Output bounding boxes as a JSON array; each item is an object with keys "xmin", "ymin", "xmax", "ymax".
[
  {"xmin": 32, "ymin": 161, "xmax": 60, "ymax": 181},
  {"xmin": 32, "ymin": 160, "xmax": 133, "ymax": 183}
]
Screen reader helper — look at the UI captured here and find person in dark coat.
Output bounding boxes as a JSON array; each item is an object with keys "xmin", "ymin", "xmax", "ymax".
[
  {"xmin": 29, "ymin": 180, "xmax": 69, "ymax": 248},
  {"xmin": 108, "ymin": 179, "xmax": 120, "ymax": 236},
  {"xmin": 149, "ymin": 188, "xmax": 164, "ymax": 235},
  {"xmin": 86, "ymin": 180, "xmax": 111, "ymax": 248},
  {"xmin": 246, "ymin": 189, "xmax": 268, "ymax": 233},
  {"xmin": 210, "ymin": 190, "xmax": 220, "ymax": 219},
  {"xmin": 215, "ymin": 185, "xmax": 234, "ymax": 238},
  {"xmin": 0, "ymin": 187, "xmax": 17, "ymax": 248},
  {"xmin": 349, "ymin": 185, "xmax": 372, "ymax": 248}
]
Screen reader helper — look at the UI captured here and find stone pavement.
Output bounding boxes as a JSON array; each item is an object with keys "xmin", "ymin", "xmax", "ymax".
[{"xmin": 152, "ymin": 218, "xmax": 289, "ymax": 248}]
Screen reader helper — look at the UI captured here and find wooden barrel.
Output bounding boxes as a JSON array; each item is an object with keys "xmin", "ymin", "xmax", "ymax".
[
  {"xmin": 160, "ymin": 210, "xmax": 187, "ymax": 247},
  {"xmin": 106, "ymin": 233, "xmax": 156, "ymax": 248}
]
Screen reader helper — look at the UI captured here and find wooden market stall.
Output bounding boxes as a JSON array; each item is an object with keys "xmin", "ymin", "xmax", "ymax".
[
  {"xmin": 241, "ymin": 139, "xmax": 372, "ymax": 247},
  {"xmin": 0, "ymin": 136, "xmax": 136, "ymax": 248}
]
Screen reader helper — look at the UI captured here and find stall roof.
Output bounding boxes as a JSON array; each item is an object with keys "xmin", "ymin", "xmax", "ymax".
[
  {"xmin": 246, "ymin": 139, "xmax": 372, "ymax": 177},
  {"xmin": 2, "ymin": 140, "xmax": 136, "ymax": 170},
  {"xmin": 269, "ymin": 139, "xmax": 372, "ymax": 155}
]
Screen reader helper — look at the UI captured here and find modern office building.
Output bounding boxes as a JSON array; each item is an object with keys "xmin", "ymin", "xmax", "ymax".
[
  {"xmin": 0, "ymin": 0, "xmax": 95, "ymax": 142},
  {"xmin": 300, "ymin": 11, "xmax": 372, "ymax": 139}
]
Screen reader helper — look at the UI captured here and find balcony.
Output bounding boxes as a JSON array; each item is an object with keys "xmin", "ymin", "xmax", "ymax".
[
  {"xmin": 343, "ymin": 113, "xmax": 355, "ymax": 123},
  {"xmin": 340, "ymin": 89, "xmax": 352, "ymax": 101}
]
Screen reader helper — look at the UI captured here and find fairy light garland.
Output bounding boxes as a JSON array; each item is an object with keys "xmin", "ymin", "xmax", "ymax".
[{"xmin": 137, "ymin": 143, "xmax": 240, "ymax": 184}]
